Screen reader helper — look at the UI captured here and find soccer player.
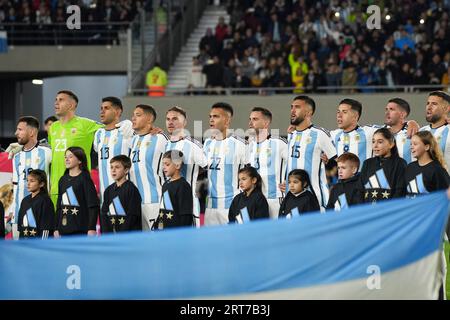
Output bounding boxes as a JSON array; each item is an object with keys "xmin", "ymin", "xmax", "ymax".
[
  {"xmin": 11, "ymin": 116, "xmax": 51, "ymax": 240},
  {"xmin": 420, "ymin": 91, "xmax": 450, "ymax": 172},
  {"xmin": 247, "ymin": 107, "xmax": 287, "ymax": 218},
  {"xmin": 93, "ymin": 97, "xmax": 134, "ymax": 200},
  {"xmin": 284, "ymin": 95, "xmax": 337, "ymax": 210},
  {"xmin": 48, "ymin": 90, "xmax": 103, "ymax": 205},
  {"xmin": 279, "ymin": 169, "xmax": 320, "ymax": 218},
  {"xmin": 228, "ymin": 166, "xmax": 269, "ymax": 224},
  {"xmin": 17, "ymin": 170, "xmax": 55, "ymax": 239},
  {"xmin": 54, "ymin": 147, "xmax": 99, "ymax": 237},
  {"xmin": 360, "ymin": 128, "xmax": 407, "ymax": 203},
  {"xmin": 204, "ymin": 102, "xmax": 248, "ymax": 225},
  {"xmin": 405, "ymin": 131, "xmax": 449, "ymax": 196},
  {"xmin": 129, "ymin": 105, "xmax": 169, "ymax": 231},
  {"xmin": 330, "ymin": 99, "xmax": 378, "ymax": 169},
  {"xmin": 384, "ymin": 98, "xmax": 414, "ymax": 163},
  {"xmin": 326, "ymin": 153, "xmax": 363, "ymax": 211},
  {"xmin": 154, "ymin": 150, "xmax": 193, "ymax": 230},
  {"xmin": 164, "ymin": 106, "xmax": 207, "ymax": 227},
  {"xmin": 101, "ymin": 155, "xmax": 142, "ymax": 233}
]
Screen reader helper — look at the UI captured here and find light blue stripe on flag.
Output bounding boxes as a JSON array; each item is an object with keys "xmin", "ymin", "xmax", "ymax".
[
  {"xmin": 163, "ymin": 191, "xmax": 174, "ymax": 211},
  {"xmin": 240, "ymin": 207, "xmax": 250, "ymax": 223},
  {"xmin": 338, "ymin": 194, "xmax": 348, "ymax": 209},
  {"xmin": 375, "ymin": 169, "xmax": 390, "ymax": 189},
  {"xmin": 25, "ymin": 208, "xmax": 37, "ymax": 228},
  {"xmin": 291, "ymin": 207, "xmax": 300, "ymax": 216},
  {"xmin": 0, "ymin": 191, "xmax": 448, "ymax": 299},
  {"xmin": 112, "ymin": 196, "xmax": 126, "ymax": 216},
  {"xmin": 66, "ymin": 187, "xmax": 80, "ymax": 206}
]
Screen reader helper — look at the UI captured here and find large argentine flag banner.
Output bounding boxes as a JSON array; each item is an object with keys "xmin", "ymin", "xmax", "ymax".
[{"xmin": 0, "ymin": 191, "xmax": 448, "ymax": 299}]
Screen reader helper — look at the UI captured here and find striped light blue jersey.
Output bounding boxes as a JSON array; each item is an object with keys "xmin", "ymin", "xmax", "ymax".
[
  {"xmin": 12, "ymin": 144, "xmax": 52, "ymax": 224},
  {"xmin": 93, "ymin": 126, "xmax": 133, "ymax": 198},
  {"xmin": 420, "ymin": 124, "xmax": 450, "ymax": 172},
  {"xmin": 392, "ymin": 123, "xmax": 414, "ymax": 164},
  {"xmin": 287, "ymin": 126, "xmax": 337, "ymax": 209},
  {"xmin": 330, "ymin": 125, "xmax": 377, "ymax": 169},
  {"xmin": 129, "ymin": 133, "xmax": 169, "ymax": 204},
  {"xmin": 204, "ymin": 135, "xmax": 248, "ymax": 210},
  {"xmin": 247, "ymin": 136, "xmax": 288, "ymax": 199},
  {"xmin": 165, "ymin": 136, "xmax": 207, "ymax": 194}
]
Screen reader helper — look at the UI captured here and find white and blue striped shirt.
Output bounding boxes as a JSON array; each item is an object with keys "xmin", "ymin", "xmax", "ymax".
[
  {"xmin": 204, "ymin": 135, "xmax": 247, "ymax": 210},
  {"xmin": 129, "ymin": 133, "xmax": 169, "ymax": 204},
  {"xmin": 330, "ymin": 125, "xmax": 377, "ymax": 169},
  {"xmin": 165, "ymin": 136, "xmax": 207, "ymax": 194},
  {"xmin": 287, "ymin": 125, "xmax": 337, "ymax": 209},
  {"xmin": 12, "ymin": 144, "xmax": 52, "ymax": 223},
  {"xmin": 420, "ymin": 124, "xmax": 450, "ymax": 172},
  {"xmin": 93, "ymin": 126, "xmax": 133, "ymax": 198},
  {"xmin": 392, "ymin": 123, "xmax": 414, "ymax": 164},
  {"xmin": 247, "ymin": 135, "xmax": 288, "ymax": 200}
]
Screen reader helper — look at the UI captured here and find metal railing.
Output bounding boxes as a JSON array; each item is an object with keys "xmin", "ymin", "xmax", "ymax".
[
  {"xmin": 1, "ymin": 22, "xmax": 131, "ymax": 45},
  {"xmin": 129, "ymin": 84, "xmax": 450, "ymax": 96},
  {"xmin": 128, "ymin": 0, "xmax": 208, "ymax": 93}
]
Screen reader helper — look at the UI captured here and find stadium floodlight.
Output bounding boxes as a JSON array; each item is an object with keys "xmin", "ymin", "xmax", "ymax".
[
  {"xmin": 385, "ymin": 14, "xmax": 391, "ymax": 21},
  {"xmin": 32, "ymin": 79, "xmax": 43, "ymax": 85},
  {"xmin": 420, "ymin": 19, "xmax": 425, "ymax": 24},
  {"xmin": 334, "ymin": 12, "xmax": 340, "ymax": 18}
]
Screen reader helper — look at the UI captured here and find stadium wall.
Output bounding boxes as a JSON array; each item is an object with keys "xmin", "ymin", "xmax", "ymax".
[
  {"xmin": 122, "ymin": 93, "xmax": 430, "ymax": 138},
  {"xmin": 0, "ymin": 46, "xmax": 127, "ymax": 72}
]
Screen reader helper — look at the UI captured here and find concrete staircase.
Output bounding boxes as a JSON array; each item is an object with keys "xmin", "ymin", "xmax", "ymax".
[
  {"xmin": 131, "ymin": 22, "xmax": 155, "ymax": 73},
  {"xmin": 167, "ymin": 5, "xmax": 229, "ymax": 89}
]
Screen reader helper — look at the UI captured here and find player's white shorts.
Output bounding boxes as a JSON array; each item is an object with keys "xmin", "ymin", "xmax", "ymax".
[
  {"xmin": 141, "ymin": 203, "xmax": 160, "ymax": 231},
  {"xmin": 205, "ymin": 208, "xmax": 229, "ymax": 226},
  {"xmin": 267, "ymin": 198, "xmax": 282, "ymax": 219}
]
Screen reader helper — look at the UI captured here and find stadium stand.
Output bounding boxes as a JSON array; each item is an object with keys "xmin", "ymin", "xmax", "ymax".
[{"xmin": 181, "ymin": 0, "xmax": 450, "ymax": 93}]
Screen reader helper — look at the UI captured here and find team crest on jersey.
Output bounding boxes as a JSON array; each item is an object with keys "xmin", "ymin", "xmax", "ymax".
[
  {"xmin": 104, "ymin": 137, "xmax": 110, "ymax": 144},
  {"xmin": 306, "ymin": 136, "xmax": 312, "ymax": 144},
  {"xmin": 343, "ymin": 135, "xmax": 350, "ymax": 143},
  {"xmin": 60, "ymin": 130, "xmax": 65, "ymax": 137},
  {"xmin": 145, "ymin": 141, "xmax": 151, "ymax": 147},
  {"xmin": 112, "ymin": 138, "xmax": 118, "ymax": 144},
  {"xmin": 355, "ymin": 134, "xmax": 360, "ymax": 142},
  {"xmin": 136, "ymin": 141, "xmax": 141, "ymax": 147},
  {"xmin": 35, "ymin": 157, "xmax": 41, "ymax": 164},
  {"xmin": 266, "ymin": 148, "xmax": 272, "ymax": 155},
  {"xmin": 71, "ymin": 128, "xmax": 77, "ymax": 134},
  {"xmin": 214, "ymin": 147, "xmax": 220, "ymax": 154}
]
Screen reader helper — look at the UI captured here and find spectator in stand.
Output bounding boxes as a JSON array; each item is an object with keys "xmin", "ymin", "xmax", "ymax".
[
  {"xmin": 203, "ymin": 55, "xmax": 224, "ymax": 94},
  {"xmin": 187, "ymin": 56, "xmax": 206, "ymax": 95}
]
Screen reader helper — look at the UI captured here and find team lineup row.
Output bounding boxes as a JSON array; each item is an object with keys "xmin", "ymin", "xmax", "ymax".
[{"xmin": 2, "ymin": 90, "xmax": 449, "ymax": 239}]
